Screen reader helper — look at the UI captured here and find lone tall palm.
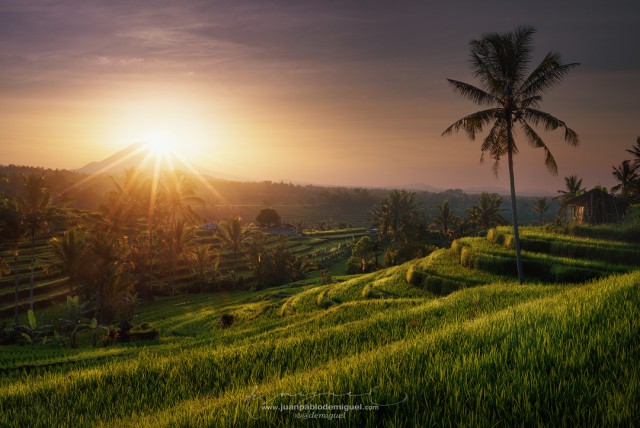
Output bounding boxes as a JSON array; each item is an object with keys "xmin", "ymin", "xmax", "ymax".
[{"xmin": 443, "ymin": 26, "xmax": 579, "ymax": 284}]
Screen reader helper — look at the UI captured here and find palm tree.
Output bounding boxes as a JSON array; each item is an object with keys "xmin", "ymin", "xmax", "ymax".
[
  {"xmin": 432, "ymin": 200, "xmax": 457, "ymax": 237},
  {"xmin": 626, "ymin": 137, "xmax": 640, "ymax": 167},
  {"xmin": 188, "ymin": 244, "xmax": 219, "ymax": 293},
  {"xmin": 50, "ymin": 228, "xmax": 88, "ymax": 294},
  {"xmin": 102, "ymin": 168, "xmax": 146, "ymax": 233},
  {"xmin": 555, "ymin": 174, "xmax": 585, "ymax": 222},
  {"xmin": 0, "ymin": 196, "xmax": 25, "ymax": 324},
  {"xmin": 166, "ymin": 220, "xmax": 195, "ymax": 295},
  {"xmin": 442, "ymin": 26, "xmax": 579, "ymax": 284},
  {"xmin": 532, "ymin": 198, "xmax": 551, "ymax": 224},
  {"xmin": 611, "ymin": 160, "xmax": 639, "ymax": 199},
  {"xmin": 289, "ymin": 255, "xmax": 313, "ymax": 282},
  {"xmin": 466, "ymin": 192, "xmax": 507, "ymax": 231},
  {"xmin": 371, "ymin": 189, "xmax": 420, "ymax": 244},
  {"xmin": 159, "ymin": 172, "xmax": 203, "ymax": 228},
  {"xmin": 158, "ymin": 173, "xmax": 204, "ymax": 295},
  {"xmin": 216, "ymin": 216, "xmax": 255, "ymax": 269},
  {"xmin": 85, "ymin": 228, "xmax": 129, "ymax": 323},
  {"xmin": 16, "ymin": 173, "xmax": 57, "ymax": 310}
]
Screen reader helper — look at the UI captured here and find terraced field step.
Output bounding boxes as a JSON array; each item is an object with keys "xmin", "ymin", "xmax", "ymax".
[
  {"xmin": 452, "ymin": 234, "xmax": 637, "ymax": 283},
  {"xmin": 488, "ymin": 226, "xmax": 640, "ymax": 266}
]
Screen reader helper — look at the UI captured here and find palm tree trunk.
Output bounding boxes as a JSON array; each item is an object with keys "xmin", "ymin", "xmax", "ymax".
[
  {"xmin": 29, "ymin": 232, "xmax": 35, "ymax": 311},
  {"xmin": 13, "ymin": 251, "xmax": 19, "ymax": 325},
  {"xmin": 507, "ymin": 143, "xmax": 525, "ymax": 284},
  {"xmin": 148, "ymin": 225, "xmax": 154, "ymax": 300}
]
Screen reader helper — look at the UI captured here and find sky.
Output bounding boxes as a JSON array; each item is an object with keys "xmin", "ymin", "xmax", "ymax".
[{"xmin": 1, "ymin": 0, "xmax": 639, "ymax": 194}]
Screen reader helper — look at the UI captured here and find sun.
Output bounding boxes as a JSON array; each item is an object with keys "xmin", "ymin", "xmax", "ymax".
[{"xmin": 143, "ymin": 130, "xmax": 174, "ymax": 155}]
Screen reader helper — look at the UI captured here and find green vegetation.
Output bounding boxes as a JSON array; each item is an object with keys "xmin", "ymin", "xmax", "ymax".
[{"xmin": 0, "ymin": 223, "xmax": 638, "ymax": 426}]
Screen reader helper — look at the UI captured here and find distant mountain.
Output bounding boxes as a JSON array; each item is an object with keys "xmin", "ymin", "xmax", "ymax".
[
  {"xmin": 462, "ymin": 186, "xmax": 557, "ymax": 197},
  {"xmin": 391, "ymin": 183, "xmax": 555, "ymax": 197},
  {"xmin": 396, "ymin": 183, "xmax": 444, "ymax": 193},
  {"xmin": 75, "ymin": 143, "xmax": 248, "ymax": 181}
]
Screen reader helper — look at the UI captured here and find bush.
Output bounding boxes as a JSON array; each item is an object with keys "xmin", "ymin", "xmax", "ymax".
[
  {"xmin": 503, "ymin": 234, "xmax": 515, "ymax": 250},
  {"xmin": 316, "ymin": 290, "xmax": 334, "ymax": 309},
  {"xmin": 219, "ymin": 313, "xmax": 236, "ymax": 329},
  {"xmin": 550, "ymin": 265, "xmax": 601, "ymax": 283},
  {"xmin": 451, "ymin": 240, "xmax": 462, "ymax": 258},
  {"xmin": 406, "ymin": 266, "xmax": 426, "ymax": 287},
  {"xmin": 459, "ymin": 247, "xmax": 477, "ymax": 269},
  {"xmin": 520, "ymin": 238, "xmax": 552, "ymax": 254},
  {"xmin": 361, "ymin": 283, "xmax": 379, "ymax": 299},
  {"xmin": 486, "ymin": 228, "xmax": 505, "ymax": 245},
  {"xmin": 423, "ymin": 276, "xmax": 462, "ymax": 296},
  {"xmin": 128, "ymin": 323, "xmax": 160, "ymax": 341},
  {"xmin": 476, "ymin": 254, "xmax": 515, "ymax": 276},
  {"xmin": 104, "ymin": 322, "xmax": 159, "ymax": 344}
]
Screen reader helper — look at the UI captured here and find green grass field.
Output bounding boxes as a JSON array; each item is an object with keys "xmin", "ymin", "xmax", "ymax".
[{"xmin": 0, "ymin": 225, "xmax": 639, "ymax": 426}]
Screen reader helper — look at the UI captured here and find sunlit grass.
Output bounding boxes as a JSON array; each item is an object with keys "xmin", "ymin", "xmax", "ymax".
[{"xmin": 1, "ymin": 226, "xmax": 639, "ymax": 426}]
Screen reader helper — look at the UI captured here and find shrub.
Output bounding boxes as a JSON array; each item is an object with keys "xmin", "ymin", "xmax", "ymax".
[
  {"xmin": 476, "ymin": 254, "xmax": 515, "ymax": 276},
  {"xmin": 486, "ymin": 228, "xmax": 505, "ymax": 245},
  {"xmin": 459, "ymin": 247, "xmax": 477, "ymax": 269},
  {"xmin": 451, "ymin": 240, "xmax": 462, "ymax": 258},
  {"xmin": 423, "ymin": 276, "xmax": 462, "ymax": 296},
  {"xmin": 550, "ymin": 265, "xmax": 601, "ymax": 283},
  {"xmin": 520, "ymin": 238, "xmax": 552, "ymax": 254},
  {"xmin": 316, "ymin": 290, "xmax": 334, "ymax": 309},
  {"xmin": 219, "ymin": 313, "xmax": 236, "ymax": 329},
  {"xmin": 127, "ymin": 323, "xmax": 160, "ymax": 341},
  {"xmin": 406, "ymin": 266, "xmax": 426, "ymax": 287},
  {"xmin": 104, "ymin": 322, "xmax": 159, "ymax": 343},
  {"xmin": 361, "ymin": 283, "xmax": 379, "ymax": 299},
  {"xmin": 503, "ymin": 234, "xmax": 515, "ymax": 250}
]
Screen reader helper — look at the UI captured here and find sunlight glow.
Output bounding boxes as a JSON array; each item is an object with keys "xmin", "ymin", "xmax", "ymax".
[{"xmin": 143, "ymin": 130, "xmax": 174, "ymax": 155}]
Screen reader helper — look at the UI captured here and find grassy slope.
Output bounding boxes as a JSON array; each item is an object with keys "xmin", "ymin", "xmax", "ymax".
[{"xmin": 0, "ymin": 228, "xmax": 639, "ymax": 427}]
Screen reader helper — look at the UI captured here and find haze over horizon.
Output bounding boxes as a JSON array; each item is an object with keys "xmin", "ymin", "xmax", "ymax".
[{"xmin": 1, "ymin": 1, "xmax": 639, "ymax": 193}]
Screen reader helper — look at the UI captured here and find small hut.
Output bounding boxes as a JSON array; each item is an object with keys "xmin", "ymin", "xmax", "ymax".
[{"xmin": 566, "ymin": 188, "xmax": 627, "ymax": 224}]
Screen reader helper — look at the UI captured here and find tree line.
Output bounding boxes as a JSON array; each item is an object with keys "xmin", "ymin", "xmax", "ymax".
[{"xmin": 0, "ymin": 169, "xmax": 314, "ymax": 326}]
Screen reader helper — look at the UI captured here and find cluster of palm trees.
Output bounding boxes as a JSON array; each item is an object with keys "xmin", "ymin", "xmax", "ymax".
[
  {"xmin": 431, "ymin": 192, "xmax": 507, "ymax": 239},
  {"xmin": 0, "ymin": 173, "xmax": 65, "ymax": 324},
  {"xmin": 370, "ymin": 189, "xmax": 434, "ymax": 265},
  {"xmin": 369, "ymin": 189, "xmax": 508, "ymax": 267},
  {"xmin": 0, "ymin": 169, "xmax": 209, "ymax": 323},
  {"xmin": 1, "ymin": 168, "xmax": 317, "ymax": 323},
  {"xmin": 611, "ymin": 137, "xmax": 640, "ymax": 203}
]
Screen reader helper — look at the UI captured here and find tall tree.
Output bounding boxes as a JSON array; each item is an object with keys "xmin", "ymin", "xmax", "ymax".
[
  {"xmin": 532, "ymin": 197, "xmax": 551, "ymax": 224},
  {"xmin": 626, "ymin": 136, "xmax": 640, "ymax": 168},
  {"xmin": 466, "ymin": 192, "xmax": 507, "ymax": 231},
  {"xmin": 188, "ymin": 244, "xmax": 219, "ymax": 293},
  {"xmin": 16, "ymin": 173, "xmax": 58, "ymax": 310},
  {"xmin": 442, "ymin": 26, "xmax": 579, "ymax": 284},
  {"xmin": 555, "ymin": 174, "xmax": 586, "ymax": 222},
  {"xmin": 102, "ymin": 168, "xmax": 146, "ymax": 233},
  {"xmin": 50, "ymin": 228, "xmax": 88, "ymax": 295},
  {"xmin": 432, "ymin": 200, "xmax": 457, "ymax": 237},
  {"xmin": 85, "ymin": 227, "xmax": 130, "ymax": 323},
  {"xmin": 158, "ymin": 173, "xmax": 203, "ymax": 295},
  {"xmin": 256, "ymin": 208, "xmax": 281, "ymax": 228},
  {"xmin": 0, "ymin": 196, "xmax": 25, "ymax": 324},
  {"xmin": 216, "ymin": 216, "xmax": 254, "ymax": 269},
  {"xmin": 164, "ymin": 220, "xmax": 195, "ymax": 295},
  {"xmin": 371, "ymin": 189, "xmax": 420, "ymax": 244},
  {"xmin": 611, "ymin": 160, "xmax": 639, "ymax": 201}
]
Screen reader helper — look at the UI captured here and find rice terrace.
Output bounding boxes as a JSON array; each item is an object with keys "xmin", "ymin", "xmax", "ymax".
[{"xmin": 1, "ymin": 2, "xmax": 640, "ymax": 427}]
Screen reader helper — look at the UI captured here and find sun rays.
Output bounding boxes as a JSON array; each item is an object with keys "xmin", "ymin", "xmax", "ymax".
[{"xmin": 63, "ymin": 135, "xmax": 227, "ymax": 222}]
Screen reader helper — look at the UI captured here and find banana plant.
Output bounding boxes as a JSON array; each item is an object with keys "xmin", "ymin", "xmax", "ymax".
[
  {"xmin": 59, "ymin": 296, "xmax": 98, "ymax": 348},
  {"xmin": 19, "ymin": 309, "xmax": 52, "ymax": 346}
]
